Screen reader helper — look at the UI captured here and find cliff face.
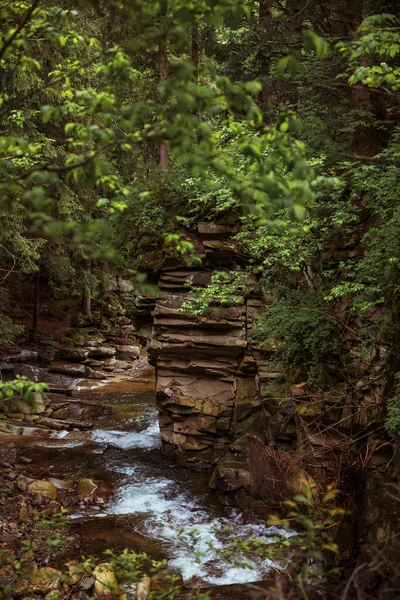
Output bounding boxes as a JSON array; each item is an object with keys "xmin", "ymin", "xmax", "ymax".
[
  {"xmin": 145, "ymin": 221, "xmax": 400, "ymax": 569},
  {"xmin": 148, "ymin": 223, "xmax": 271, "ymax": 470}
]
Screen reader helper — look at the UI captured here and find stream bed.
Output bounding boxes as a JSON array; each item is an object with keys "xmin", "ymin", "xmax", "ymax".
[{"xmin": 21, "ymin": 377, "xmax": 285, "ymax": 598}]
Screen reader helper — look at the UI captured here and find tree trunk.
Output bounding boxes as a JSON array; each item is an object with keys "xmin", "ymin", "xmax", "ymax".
[
  {"xmin": 99, "ymin": 277, "xmax": 104, "ymax": 326},
  {"xmin": 347, "ymin": 0, "xmax": 385, "ymax": 157},
  {"xmin": 32, "ymin": 273, "xmax": 39, "ymax": 334},
  {"xmin": 83, "ymin": 289, "xmax": 92, "ymax": 323},
  {"xmin": 83, "ymin": 261, "xmax": 93, "ymax": 323},
  {"xmin": 159, "ymin": 2, "xmax": 169, "ymax": 171},
  {"xmin": 258, "ymin": 0, "xmax": 272, "ymax": 121},
  {"xmin": 286, "ymin": 0, "xmax": 302, "ymax": 44},
  {"xmin": 285, "ymin": 0, "xmax": 302, "ymax": 110},
  {"xmin": 191, "ymin": 23, "xmax": 199, "ymax": 82}
]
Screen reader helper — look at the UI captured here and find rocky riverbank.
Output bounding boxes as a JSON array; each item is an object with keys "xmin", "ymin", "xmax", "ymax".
[{"xmin": 0, "ymin": 357, "xmax": 280, "ymax": 600}]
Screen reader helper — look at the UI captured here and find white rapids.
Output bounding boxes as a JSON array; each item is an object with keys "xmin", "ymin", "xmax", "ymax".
[
  {"xmin": 88, "ymin": 410, "xmax": 287, "ymax": 585},
  {"xmin": 108, "ymin": 472, "xmax": 283, "ymax": 584},
  {"xmin": 92, "ymin": 421, "xmax": 162, "ymax": 450}
]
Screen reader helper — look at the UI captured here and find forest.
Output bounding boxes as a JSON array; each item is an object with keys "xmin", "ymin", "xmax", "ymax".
[{"xmin": 0, "ymin": 0, "xmax": 400, "ymax": 599}]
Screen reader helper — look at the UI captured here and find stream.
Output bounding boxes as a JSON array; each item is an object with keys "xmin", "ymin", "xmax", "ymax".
[{"xmin": 21, "ymin": 376, "xmax": 286, "ymax": 597}]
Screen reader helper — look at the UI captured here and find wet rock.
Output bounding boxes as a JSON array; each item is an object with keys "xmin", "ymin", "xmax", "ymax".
[
  {"xmin": 88, "ymin": 347, "xmax": 116, "ymax": 359},
  {"xmin": 29, "ymin": 567, "xmax": 62, "ymax": 593},
  {"xmin": 50, "ymin": 362, "xmax": 86, "ymax": 377},
  {"xmin": 9, "ymin": 393, "xmax": 46, "ymax": 416},
  {"xmin": 80, "ymin": 575, "xmax": 96, "ymax": 591},
  {"xmin": 116, "ymin": 345, "xmax": 140, "ymax": 361},
  {"xmin": 67, "ymin": 562, "xmax": 95, "ymax": 590},
  {"xmin": 114, "ymin": 360, "xmax": 130, "ymax": 371},
  {"xmin": 90, "ymin": 359, "xmax": 105, "ymax": 368},
  {"xmin": 93, "ymin": 563, "xmax": 120, "ymax": 600},
  {"xmin": 13, "ymin": 364, "xmax": 49, "ymax": 382},
  {"xmin": 58, "ymin": 348, "xmax": 90, "ymax": 362},
  {"xmin": 0, "ymin": 422, "xmax": 23, "ymax": 435},
  {"xmin": 27, "ymin": 480, "xmax": 58, "ymax": 502},
  {"xmin": 21, "ymin": 425, "xmax": 52, "ymax": 436},
  {"xmin": 35, "ymin": 417, "xmax": 65, "ymax": 430},
  {"xmin": 47, "ymin": 384, "xmax": 73, "ymax": 396},
  {"xmin": 17, "ymin": 475, "xmax": 33, "ymax": 492},
  {"xmin": 38, "ymin": 348, "xmax": 56, "ymax": 363},
  {"xmin": 85, "ymin": 366, "xmax": 106, "ymax": 380},
  {"xmin": 136, "ymin": 576, "xmax": 151, "ymax": 600},
  {"xmin": 77, "ymin": 478, "xmax": 112, "ymax": 502},
  {"xmin": 12, "ymin": 350, "xmax": 38, "ymax": 363},
  {"xmin": 210, "ymin": 458, "xmax": 251, "ymax": 493},
  {"xmin": 51, "ymin": 407, "xmax": 69, "ymax": 420},
  {"xmin": 48, "ymin": 478, "xmax": 74, "ymax": 490},
  {"xmin": 19, "ymin": 455, "xmax": 33, "ymax": 464},
  {"xmin": 67, "ymin": 561, "xmax": 85, "ymax": 585}
]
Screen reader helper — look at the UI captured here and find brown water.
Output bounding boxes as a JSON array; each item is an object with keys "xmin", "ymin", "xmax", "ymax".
[{"xmin": 19, "ymin": 377, "xmax": 283, "ymax": 598}]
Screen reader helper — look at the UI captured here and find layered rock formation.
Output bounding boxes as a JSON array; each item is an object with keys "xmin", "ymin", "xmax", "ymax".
[
  {"xmin": 149, "ymin": 223, "xmax": 271, "ymax": 469},
  {"xmin": 148, "ymin": 221, "xmax": 400, "ymax": 569}
]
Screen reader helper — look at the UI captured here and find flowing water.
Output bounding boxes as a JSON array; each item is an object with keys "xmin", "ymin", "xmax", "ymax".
[{"xmin": 22, "ymin": 377, "xmax": 286, "ymax": 596}]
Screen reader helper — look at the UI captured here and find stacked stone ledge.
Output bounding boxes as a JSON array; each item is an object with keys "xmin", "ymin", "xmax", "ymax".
[{"xmin": 149, "ymin": 223, "xmax": 271, "ymax": 470}]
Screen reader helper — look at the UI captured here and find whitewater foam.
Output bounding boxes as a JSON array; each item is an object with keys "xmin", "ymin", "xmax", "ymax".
[
  {"xmin": 92, "ymin": 421, "xmax": 162, "ymax": 450},
  {"xmin": 108, "ymin": 475, "xmax": 280, "ymax": 584}
]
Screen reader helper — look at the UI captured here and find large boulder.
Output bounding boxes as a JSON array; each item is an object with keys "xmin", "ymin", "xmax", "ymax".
[
  {"xmin": 27, "ymin": 480, "xmax": 58, "ymax": 502},
  {"xmin": 87, "ymin": 347, "xmax": 116, "ymax": 359},
  {"xmin": 28, "ymin": 568, "xmax": 62, "ymax": 594},
  {"xmin": 4, "ymin": 393, "xmax": 46, "ymax": 416},
  {"xmin": 85, "ymin": 366, "xmax": 106, "ymax": 380},
  {"xmin": 13, "ymin": 365, "xmax": 49, "ymax": 382},
  {"xmin": 93, "ymin": 563, "xmax": 120, "ymax": 600},
  {"xmin": 136, "ymin": 576, "xmax": 151, "ymax": 600},
  {"xmin": 58, "ymin": 348, "xmax": 89, "ymax": 362},
  {"xmin": 66, "ymin": 561, "xmax": 95, "ymax": 590},
  {"xmin": 77, "ymin": 478, "xmax": 113, "ymax": 502},
  {"xmin": 50, "ymin": 362, "xmax": 86, "ymax": 377}
]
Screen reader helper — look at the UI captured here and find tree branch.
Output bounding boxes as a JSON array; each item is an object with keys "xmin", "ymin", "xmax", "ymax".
[{"xmin": 0, "ymin": 0, "xmax": 41, "ymax": 63}]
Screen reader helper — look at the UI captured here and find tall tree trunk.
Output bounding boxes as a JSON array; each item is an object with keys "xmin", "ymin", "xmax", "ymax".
[
  {"xmin": 286, "ymin": 0, "xmax": 302, "ymax": 44},
  {"xmin": 83, "ymin": 289, "xmax": 92, "ymax": 323},
  {"xmin": 347, "ymin": 0, "xmax": 384, "ymax": 157},
  {"xmin": 99, "ymin": 275, "xmax": 104, "ymax": 326},
  {"xmin": 159, "ymin": 2, "xmax": 169, "ymax": 171},
  {"xmin": 83, "ymin": 261, "xmax": 93, "ymax": 323},
  {"xmin": 258, "ymin": 0, "xmax": 272, "ymax": 121},
  {"xmin": 285, "ymin": 0, "xmax": 302, "ymax": 110},
  {"xmin": 191, "ymin": 23, "xmax": 199, "ymax": 82},
  {"xmin": 32, "ymin": 272, "xmax": 39, "ymax": 334}
]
